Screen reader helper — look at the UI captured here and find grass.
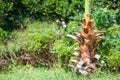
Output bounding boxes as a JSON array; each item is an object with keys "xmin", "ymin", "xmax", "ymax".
[{"xmin": 0, "ymin": 65, "xmax": 119, "ymax": 80}]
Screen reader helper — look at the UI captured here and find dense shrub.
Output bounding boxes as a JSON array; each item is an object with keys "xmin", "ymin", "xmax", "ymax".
[
  {"xmin": 93, "ymin": 9, "xmax": 115, "ymax": 29},
  {"xmin": 53, "ymin": 38, "xmax": 78, "ymax": 67},
  {"xmin": 0, "ymin": 0, "xmax": 84, "ymax": 30},
  {"xmin": 0, "ymin": 44, "xmax": 7, "ymax": 58},
  {"xmin": 93, "ymin": 0, "xmax": 120, "ymax": 25},
  {"xmin": 0, "ymin": 28, "xmax": 8, "ymax": 58},
  {"xmin": 0, "ymin": 22, "xmax": 59, "ymax": 67},
  {"xmin": 115, "ymin": 9, "xmax": 120, "ymax": 24},
  {"xmin": 0, "ymin": 28, "xmax": 8, "ymax": 43},
  {"xmin": 97, "ymin": 25, "xmax": 120, "ymax": 71},
  {"xmin": 67, "ymin": 21, "xmax": 82, "ymax": 34},
  {"xmin": 0, "ymin": 0, "xmax": 119, "ymax": 30},
  {"xmin": 15, "ymin": 22, "xmax": 58, "ymax": 66},
  {"xmin": 0, "ymin": 0, "xmax": 35, "ymax": 30}
]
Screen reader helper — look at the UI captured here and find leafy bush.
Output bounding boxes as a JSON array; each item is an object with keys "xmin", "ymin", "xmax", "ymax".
[
  {"xmin": 107, "ymin": 50, "xmax": 120, "ymax": 71},
  {"xmin": 0, "ymin": 0, "xmax": 31, "ymax": 30},
  {"xmin": 67, "ymin": 21, "xmax": 82, "ymax": 34},
  {"xmin": 0, "ymin": 44, "xmax": 7, "ymax": 58},
  {"xmin": 22, "ymin": 30, "xmax": 55, "ymax": 54},
  {"xmin": 0, "ymin": 0, "xmax": 85, "ymax": 30},
  {"xmin": 54, "ymin": 38, "xmax": 78, "ymax": 67},
  {"xmin": 8, "ymin": 22, "xmax": 58, "ymax": 66},
  {"xmin": 93, "ymin": 0, "xmax": 120, "ymax": 25},
  {"xmin": 115, "ymin": 9, "xmax": 120, "ymax": 24},
  {"xmin": 97, "ymin": 25, "xmax": 120, "ymax": 71},
  {"xmin": 93, "ymin": 9, "xmax": 115, "ymax": 29},
  {"xmin": 0, "ymin": 28, "xmax": 8, "ymax": 43},
  {"xmin": 0, "ymin": 0, "xmax": 119, "ymax": 30},
  {"xmin": 0, "ymin": 22, "xmax": 59, "ymax": 67}
]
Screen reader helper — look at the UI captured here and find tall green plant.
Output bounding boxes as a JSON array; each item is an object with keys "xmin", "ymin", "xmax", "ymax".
[{"xmin": 85, "ymin": 0, "xmax": 90, "ymax": 14}]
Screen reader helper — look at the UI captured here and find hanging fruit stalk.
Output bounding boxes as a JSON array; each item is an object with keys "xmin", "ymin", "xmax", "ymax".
[{"xmin": 67, "ymin": 0, "xmax": 105, "ymax": 76}]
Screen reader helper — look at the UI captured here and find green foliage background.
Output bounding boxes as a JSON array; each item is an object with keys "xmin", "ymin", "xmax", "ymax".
[
  {"xmin": 0, "ymin": 0, "xmax": 120, "ymax": 71},
  {"xmin": 0, "ymin": 0, "xmax": 119, "ymax": 30}
]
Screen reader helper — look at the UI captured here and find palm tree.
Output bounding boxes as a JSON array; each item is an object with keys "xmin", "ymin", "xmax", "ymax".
[{"xmin": 68, "ymin": 0, "xmax": 105, "ymax": 76}]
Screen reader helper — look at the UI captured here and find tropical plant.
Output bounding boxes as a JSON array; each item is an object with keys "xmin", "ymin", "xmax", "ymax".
[{"xmin": 67, "ymin": 0, "xmax": 105, "ymax": 76}]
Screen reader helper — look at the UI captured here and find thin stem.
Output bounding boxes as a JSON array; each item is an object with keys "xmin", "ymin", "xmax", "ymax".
[{"xmin": 85, "ymin": 0, "xmax": 91, "ymax": 14}]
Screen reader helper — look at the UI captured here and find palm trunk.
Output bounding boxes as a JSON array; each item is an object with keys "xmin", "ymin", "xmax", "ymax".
[{"xmin": 68, "ymin": 0, "xmax": 104, "ymax": 76}]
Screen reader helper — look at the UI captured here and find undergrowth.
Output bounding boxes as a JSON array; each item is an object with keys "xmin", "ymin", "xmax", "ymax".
[
  {"xmin": 0, "ymin": 65, "xmax": 120, "ymax": 80},
  {"xmin": 0, "ymin": 21, "xmax": 120, "ymax": 72}
]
